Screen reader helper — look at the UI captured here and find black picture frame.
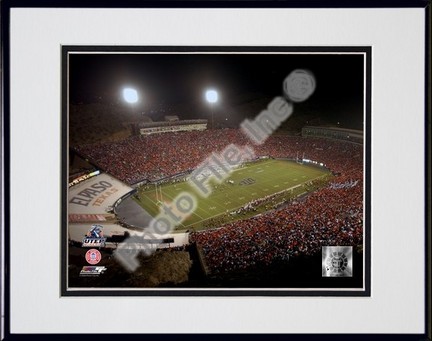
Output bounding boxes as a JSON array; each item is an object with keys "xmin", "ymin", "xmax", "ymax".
[{"xmin": 1, "ymin": 0, "xmax": 430, "ymax": 340}]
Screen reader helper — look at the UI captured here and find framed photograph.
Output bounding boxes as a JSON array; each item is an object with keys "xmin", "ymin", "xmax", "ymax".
[
  {"xmin": 63, "ymin": 46, "xmax": 370, "ymax": 296},
  {"xmin": 1, "ymin": 0, "xmax": 430, "ymax": 338}
]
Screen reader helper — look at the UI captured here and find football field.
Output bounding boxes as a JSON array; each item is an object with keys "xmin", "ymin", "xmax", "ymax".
[{"xmin": 134, "ymin": 159, "xmax": 331, "ymax": 231}]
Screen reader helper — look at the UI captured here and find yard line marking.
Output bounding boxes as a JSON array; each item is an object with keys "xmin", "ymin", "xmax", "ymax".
[{"xmin": 193, "ymin": 211, "xmax": 205, "ymax": 220}]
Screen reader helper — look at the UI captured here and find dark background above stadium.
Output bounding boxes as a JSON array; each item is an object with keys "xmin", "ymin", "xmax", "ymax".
[{"xmin": 69, "ymin": 53, "xmax": 364, "ymax": 139}]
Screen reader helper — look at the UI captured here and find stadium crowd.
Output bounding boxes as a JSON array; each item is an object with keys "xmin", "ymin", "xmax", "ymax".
[
  {"xmin": 74, "ymin": 129, "xmax": 363, "ymax": 274},
  {"xmin": 190, "ymin": 182, "xmax": 362, "ymax": 274},
  {"xmin": 74, "ymin": 129, "xmax": 362, "ymax": 185}
]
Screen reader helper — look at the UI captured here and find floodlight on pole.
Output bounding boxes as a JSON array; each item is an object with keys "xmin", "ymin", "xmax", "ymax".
[
  {"xmin": 122, "ymin": 87, "xmax": 140, "ymax": 135},
  {"xmin": 205, "ymin": 89, "xmax": 218, "ymax": 129},
  {"xmin": 123, "ymin": 88, "xmax": 139, "ymax": 104}
]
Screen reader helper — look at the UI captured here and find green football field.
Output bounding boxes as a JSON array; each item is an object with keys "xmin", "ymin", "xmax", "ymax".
[{"xmin": 134, "ymin": 159, "xmax": 331, "ymax": 231}]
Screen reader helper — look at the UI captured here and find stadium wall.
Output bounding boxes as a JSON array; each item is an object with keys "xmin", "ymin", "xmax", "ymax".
[{"xmin": 302, "ymin": 126, "xmax": 363, "ymax": 144}]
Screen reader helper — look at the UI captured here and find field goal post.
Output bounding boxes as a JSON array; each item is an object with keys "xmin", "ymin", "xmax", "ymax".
[
  {"xmin": 296, "ymin": 151, "xmax": 305, "ymax": 164},
  {"xmin": 154, "ymin": 182, "xmax": 164, "ymax": 203}
]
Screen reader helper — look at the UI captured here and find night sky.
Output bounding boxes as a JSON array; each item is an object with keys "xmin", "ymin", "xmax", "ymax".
[{"xmin": 69, "ymin": 52, "xmax": 365, "ymax": 129}]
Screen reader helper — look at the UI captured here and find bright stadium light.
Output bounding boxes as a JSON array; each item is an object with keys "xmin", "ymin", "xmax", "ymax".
[
  {"xmin": 123, "ymin": 88, "xmax": 139, "ymax": 104},
  {"xmin": 205, "ymin": 89, "xmax": 218, "ymax": 104},
  {"xmin": 205, "ymin": 89, "xmax": 218, "ymax": 129}
]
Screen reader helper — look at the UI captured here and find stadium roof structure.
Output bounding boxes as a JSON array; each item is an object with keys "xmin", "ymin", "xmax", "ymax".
[
  {"xmin": 164, "ymin": 115, "xmax": 179, "ymax": 122},
  {"xmin": 138, "ymin": 119, "xmax": 208, "ymax": 129},
  {"xmin": 303, "ymin": 125, "xmax": 363, "ymax": 139}
]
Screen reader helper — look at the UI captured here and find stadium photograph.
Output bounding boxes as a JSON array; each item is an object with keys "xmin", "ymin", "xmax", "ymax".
[{"xmin": 63, "ymin": 47, "xmax": 369, "ymax": 294}]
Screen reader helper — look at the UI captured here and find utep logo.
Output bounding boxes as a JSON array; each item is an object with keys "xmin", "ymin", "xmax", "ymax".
[
  {"xmin": 82, "ymin": 224, "xmax": 107, "ymax": 247},
  {"xmin": 322, "ymin": 246, "xmax": 353, "ymax": 277}
]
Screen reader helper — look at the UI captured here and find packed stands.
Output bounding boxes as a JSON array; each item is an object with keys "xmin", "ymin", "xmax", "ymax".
[{"xmin": 74, "ymin": 129, "xmax": 363, "ymax": 274}]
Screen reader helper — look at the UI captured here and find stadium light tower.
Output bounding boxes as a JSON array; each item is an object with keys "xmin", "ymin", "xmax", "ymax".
[
  {"xmin": 205, "ymin": 89, "xmax": 218, "ymax": 129},
  {"xmin": 122, "ymin": 87, "xmax": 140, "ymax": 135}
]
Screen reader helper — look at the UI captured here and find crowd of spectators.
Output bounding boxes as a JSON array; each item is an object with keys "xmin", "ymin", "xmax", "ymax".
[
  {"xmin": 190, "ymin": 181, "xmax": 362, "ymax": 274},
  {"xmin": 74, "ymin": 129, "xmax": 362, "ymax": 185},
  {"xmin": 74, "ymin": 128, "xmax": 363, "ymax": 274},
  {"xmin": 74, "ymin": 130, "xmax": 248, "ymax": 184}
]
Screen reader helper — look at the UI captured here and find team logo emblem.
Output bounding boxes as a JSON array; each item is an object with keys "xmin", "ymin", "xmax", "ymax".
[
  {"xmin": 85, "ymin": 249, "xmax": 102, "ymax": 265},
  {"xmin": 82, "ymin": 224, "xmax": 107, "ymax": 247},
  {"xmin": 322, "ymin": 246, "xmax": 353, "ymax": 277}
]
